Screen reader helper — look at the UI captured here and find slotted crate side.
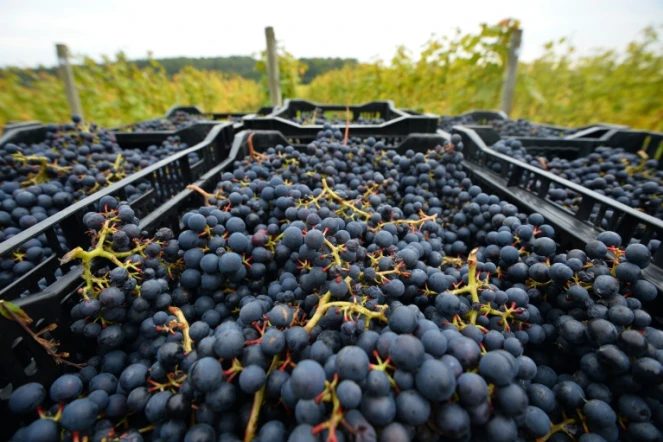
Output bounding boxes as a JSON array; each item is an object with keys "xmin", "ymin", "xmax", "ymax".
[
  {"xmin": 272, "ymin": 99, "xmax": 405, "ymax": 122},
  {"xmin": 2, "ymin": 121, "xmax": 42, "ymax": 135},
  {"xmin": 0, "ymin": 123, "xmax": 234, "ymax": 302},
  {"xmin": 453, "ymin": 125, "xmax": 663, "ymax": 286},
  {"xmin": 466, "ymin": 125, "xmax": 663, "ymax": 168}
]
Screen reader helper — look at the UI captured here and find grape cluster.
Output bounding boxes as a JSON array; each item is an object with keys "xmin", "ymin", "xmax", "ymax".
[
  {"xmin": 0, "ymin": 116, "xmax": 195, "ymax": 289},
  {"xmin": 291, "ymin": 108, "xmax": 385, "ymax": 126},
  {"xmin": 489, "ymin": 139, "xmax": 663, "ymax": 229},
  {"xmin": 128, "ymin": 112, "xmax": 211, "ymax": 132},
  {"xmin": 6, "ymin": 127, "xmax": 662, "ymax": 442},
  {"xmin": 439, "ymin": 116, "xmax": 576, "ymax": 138},
  {"xmin": 127, "ymin": 112, "xmax": 240, "ymax": 133},
  {"xmin": 490, "ymin": 119, "xmax": 576, "ymax": 138}
]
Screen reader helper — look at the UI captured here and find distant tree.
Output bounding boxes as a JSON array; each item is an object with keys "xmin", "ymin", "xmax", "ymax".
[{"xmin": 299, "ymin": 58, "xmax": 358, "ymax": 84}]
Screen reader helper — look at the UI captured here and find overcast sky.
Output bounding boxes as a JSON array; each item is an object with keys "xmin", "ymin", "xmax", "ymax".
[{"xmin": 1, "ymin": 0, "xmax": 661, "ymax": 68}]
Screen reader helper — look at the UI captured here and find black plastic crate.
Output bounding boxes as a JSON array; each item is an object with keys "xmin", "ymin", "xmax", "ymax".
[
  {"xmin": 243, "ymin": 100, "xmax": 438, "ymax": 134},
  {"xmin": 2, "ymin": 127, "xmax": 662, "ymax": 441},
  {"xmin": 466, "ymin": 126, "xmax": 663, "ymax": 169},
  {"xmin": 438, "ymin": 111, "xmax": 627, "ymax": 140},
  {"xmin": 451, "ymin": 126, "xmax": 663, "ymax": 294},
  {"xmin": 0, "ymin": 123, "xmax": 234, "ymax": 302},
  {"xmin": 575, "ymin": 129, "xmax": 663, "ymax": 161}
]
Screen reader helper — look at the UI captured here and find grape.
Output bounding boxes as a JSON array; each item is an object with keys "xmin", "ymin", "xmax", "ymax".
[
  {"xmin": 479, "ymin": 350, "xmax": 517, "ymax": 386},
  {"xmin": 361, "ymin": 394, "xmax": 397, "ymax": 427},
  {"xmin": 88, "ymin": 390, "xmax": 110, "ymax": 410},
  {"xmin": 586, "ymin": 319, "xmax": 618, "ymax": 346},
  {"xmin": 145, "ymin": 391, "xmax": 173, "ymax": 423},
  {"xmin": 119, "ymin": 363, "xmax": 149, "ymax": 390},
  {"xmin": 336, "ymin": 345, "xmax": 369, "ymax": 382},
  {"xmin": 290, "ymin": 360, "xmax": 326, "ymax": 400},
  {"xmin": 8, "ymin": 382, "xmax": 45, "ymax": 414},
  {"xmin": 395, "ymin": 390, "xmax": 430, "ymax": 425},
  {"xmin": 184, "ymin": 423, "xmax": 216, "ymax": 442},
  {"xmin": 206, "ymin": 382, "xmax": 236, "ymax": 413},
  {"xmin": 282, "ymin": 226, "xmax": 303, "ymax": 250},
  {"xmin": 239, "ymin": 365, "xmax": 267, "ymax": 394},
  {"xmin": 554, "ymin": 381, "xmax": 586, "ymax": 409},
  {"xmin": 261, "ymin": 328, "xmax": 286, "ymax": 356},
  {"xmin": 456, "ymin": 372, "xmax": 489, "ymax": 407},
  {"xmin": 415, "ymin": 359, "xmax": 456, "ymax": 401},
  {"xmin": 388, "ymin": 306, "xmax": 417, "ymax": 334},
  {"xmin": 190, "ymin": 357, "xmax": 224, "ymax": 392},
  {"xmin": 219, "ymin": 252, "xmax": 242, "ymax": 274},
  {"xmin": 214, "ymin": 329, "xmax": 245, "ymax": 359},
  {"xmin": 49, "ymin": 374, "xmax": 83, "ymax": 403},
  {"xmin": 389, "ymin": 334, "xmax": 425, "ymax": 371},
  {"xmin": 366, "ymin": 370, "xmax": 391, "ymax": 396},
  {"xmin": 495, "ymin": 383, "xmax": 528, "ymax": 416},
  {"xmin": 60, "ymin": 398, "xmax": 100, "ymax": 431},
  {"xmin": 523, "ymin": 406, "xmax": 551, "ymax": 438},
  {"xmin": 435, "ymin": 403, "xmax": 471, "ymax": 439},
  {"xmin": 618, "ymin": 394, "xmax": 651, "ymax": 422},
  {"xmin": 24, "ymin": 418, "xmax": 58, "ymax": 442},
  {"xmin": 336, "ymin": 380, "xmax": 362, "ymax": 409}
]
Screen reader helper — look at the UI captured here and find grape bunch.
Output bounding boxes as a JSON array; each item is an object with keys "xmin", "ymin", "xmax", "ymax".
[
  {"xmin": 489, "ymin": 139, "xmax": 663, "ymax": 231},
  {"xmin": 127, "ymin": 111, "xmax": 241, "ymax": 133},
  {"xmin": 439, "ymin": 116, "xmax": 576, "ymax": 138},
  {"xmin": 5, "ymin": 127, "xmax": 662, "ymax": 442},
  {"xmin": 490, "ymin": 119, "xmax": 576, "ymax": 138},
  {"xmin": 127, "ymin": 111, "xmax": 211, "ymax": 132},
  {"xmin": 291, "ymin": 108, "xmax": 385, "ymax": 126},
  {"xmin": 0, "ymin": 116, "xmax": 195, "ymax": 290}
]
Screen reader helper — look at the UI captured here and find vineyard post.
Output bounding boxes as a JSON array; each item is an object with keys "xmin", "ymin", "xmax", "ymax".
[
  {"xmin": 264, "ymin": 27, "xmax": 282, "ymax": 107},
  {"xmin": 55, "ymin": 44, "xmax": 83, "ymax": 118},
  {"xmin": 499, "ymin": 28, "xmax": 522, "ymax": 116}
]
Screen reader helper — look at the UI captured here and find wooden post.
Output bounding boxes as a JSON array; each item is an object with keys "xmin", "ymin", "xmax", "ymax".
[
  {"xmin": 264, "ymin": 27, "xmax": 282, "ymax": 107},
  {"xmin": 55, "ymin": 44, "xmax": 83, "ymax": 118},
  {"xmin": 499, "ymin": 28, "xmax": 522, "ymax": 117}
]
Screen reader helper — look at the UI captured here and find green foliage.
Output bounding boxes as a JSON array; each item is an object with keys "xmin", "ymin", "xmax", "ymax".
[
  {"xmin": 0, "ymin": 22, "xmax": 661, "ymax": 131},
  {"xmin": 299, "ymin": 58, "xmax": 358, "ymax": 84},
  {"xmin": 305, "ymin": 22, "xmax": 663, "ymax": 131},
  {"xmin": 304, "ymin": 20, "xmax": 519, "ymax": 114},
  {"xmin": 132, "ymin": 56, "xmax": 260, "ymax": 80},
  {"xmin": 0, "ymin": 53, "xmax": 263, "ymax": 127}
]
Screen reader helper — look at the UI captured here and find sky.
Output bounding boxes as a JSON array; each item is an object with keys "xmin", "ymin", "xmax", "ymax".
[{"xmin": 0, "ymin": 0, "xmax": 661, "ymax": 68}]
